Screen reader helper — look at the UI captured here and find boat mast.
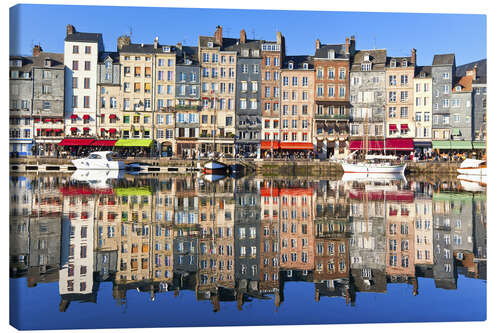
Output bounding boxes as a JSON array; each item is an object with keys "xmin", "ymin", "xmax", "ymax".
[{"xmin": 212, "ymin": 90, "xmax": 216, "ymax": 157}]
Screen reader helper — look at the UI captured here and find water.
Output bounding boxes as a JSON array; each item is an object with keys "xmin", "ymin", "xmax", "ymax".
[{"xmin": 9, "ymin": 172, "xmax": 487, "ymax": 330}]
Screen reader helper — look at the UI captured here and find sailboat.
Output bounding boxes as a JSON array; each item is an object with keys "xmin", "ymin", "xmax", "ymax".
[
  {"xmin": 341, "ymin": 111, "xmax": 406, "ymax": 174},
  {"xmin": 203, "ymin": 91, "xmax": 228, "ymax": 175}
]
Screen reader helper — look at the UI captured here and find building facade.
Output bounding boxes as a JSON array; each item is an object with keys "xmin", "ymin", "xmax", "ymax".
[
  {"xmin": 413, "ymin": 66, "xmax": 433, "ymax": 153},
  {"xmin": 431, "ymin": 54, "xmax": 456, "ymax": 141}
]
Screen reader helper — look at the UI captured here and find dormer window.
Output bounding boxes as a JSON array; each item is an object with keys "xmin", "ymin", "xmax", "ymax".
[
  {"xmin": 23, "ymin": 72, "xmax": 30, "ymax": 79},
  {"xmin": 363, "ymin": 54, "xmax": 370, "ymax": 62},
  {"xmin": 303, "ymin": 63, "xmax": 309, "ymax": 70},
  {"xmin": 288, "ymin": 62, "xmax": 293, "ymax": 70},
  {"xmin": 420, "ymin": 72, "xmax": 426, "ymax": 78},
  {"xmin": 390, "ymin": 59, "xmax": 396, "ymax": 68},
  {"xmin": 242, "ymin": 49, "xmax": 249, "ymax": 57},
  {"xmin": 185, "ymin": 59, "xmax": 192, "ymax": 65},
  {"xmin": 105, "ymin": 61, "xmax": 111, "ymax": 69},
  {"xmin": 207, "ymin": 42, "xmax": 213, "ymax": 48},
  {"xmin": 252, "ymin": 50, "xmax": 259, "ymax": 57},
  {"xmin": 162, "ymin": 46, "xmax": 170, "ymax": 53},
  {"xmin": 456, "ymin": 86, "xmax": 462, "ymax": 91},
  {"xmin": 402, "ymin": 60, "xmax": 408, "ymax": 67},
  {"xmin": 328, "ymin": 50, "xmax": 335, "ymax": 59},
  {"xmin": 44, "ymin": 59, "xmax": 52, "ymax": 67},
  {"xmin": 361, "ymin": 63, "xmax": 372, "ymax": 71}
]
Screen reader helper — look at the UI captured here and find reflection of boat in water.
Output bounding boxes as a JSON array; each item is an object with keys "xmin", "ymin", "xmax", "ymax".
[
  {"xmin": 457, "ymin": 158, "xmax": 487, "ymax": 176},
  {"xmin": 71, "ymin": 151, "xmax": 125, "ymax": 170},
  {"xmin": 341, "ymin": 172, "xmax": 407, "ymax": 184},
  {"xmin": 342, "ymin": 160, "xmax": 406, "ymax": 174},
  {"xmin": 458, "ymin": 174, "xmax": 486, "ymax": 192},
  {"xmin": 202, "ymin": 174, "xmax": 227, "ymax": 182},
  {"xmin": 70, "ymin": 169, "xmax": 124, "ymax": 189}
]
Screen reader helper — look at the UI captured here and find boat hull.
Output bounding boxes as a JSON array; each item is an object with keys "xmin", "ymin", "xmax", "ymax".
[
  {"xmin": 457, "ymin": 167, "xmax": 487, "ymax": 176},
  {"xmin": 342, "ymin": 162, "xmax": 406, "ymax": 174},
  {"xmin": 72, "ymin": 159, "xmax": 125, "ymax": 170},
  {"xmin": 203, "ymin": 161, "xmax": 228, "ymax": 175}
]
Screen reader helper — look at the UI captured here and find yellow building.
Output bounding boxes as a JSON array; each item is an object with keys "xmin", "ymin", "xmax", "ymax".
[
  {"xmin": 413, "ymin": 66, "xmax": 433, "ymax": 154},
  {"xmin": 198, "ymin": 26, "xmax": 237, "ymax": 156}
]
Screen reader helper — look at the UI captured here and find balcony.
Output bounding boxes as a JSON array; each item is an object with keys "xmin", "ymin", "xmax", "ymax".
[
  {"xmin": 174, "ymin": 105, "xmax": 202, "ymax": 111},
  {"xmin": 315, "ymin": 114, "xmax": 350, "ymax": 121},
  {"xmin": 351, "ymin": 115, "xmax": 385, "ymax": 122}
]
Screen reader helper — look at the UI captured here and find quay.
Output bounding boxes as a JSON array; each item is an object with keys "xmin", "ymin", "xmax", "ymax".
[{"xmin": 10, "ymin": 157, "xmax": 461, "ymax": 176}]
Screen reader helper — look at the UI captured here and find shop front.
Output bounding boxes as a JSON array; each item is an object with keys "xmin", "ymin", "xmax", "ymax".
[
  {"xmin": 260, "ymin": 140, "xmax": 280, "ymax": 159},
  {"xmin": 113, "ymin": 139, "xmax": 154, "ymax": 158},
  {"xmin": 349, "ymin": 138, "xmax": 413, "ymax": 157}
]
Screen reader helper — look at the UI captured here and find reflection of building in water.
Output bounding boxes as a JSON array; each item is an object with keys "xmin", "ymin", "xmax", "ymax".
[
  {"xmin": 432, "ymin": 192, "xmax": 457, "ymax": 289},
  {"xmin": 234, "ymin": 179, "xmax": 261, "ymax": 307},
  {"xmin": 196, "ymin": 178, "xmax": 235, "ymax": 310},
  {"xmin": 59, "ymin": 183, "xmax": 98, "ymax": 311},
  {"xmin": 348, "ymin": 185, "xmax": 387, "ymax": 294},
  {"xmin": 9, "ymin": 175, "xmax": 489, "ymax": 313},
  {"xmin": 10, "ymin": 176, "xmax": 33, "ymax": 278},
  {"xmin": 313, "ymin": 180, "xmax": 352, "ymax": 304},
  {"xmin": 259, "ymin": 181, "xmax": 282, "ymax": 309},
  {"xmin": 385, "ymin": 189, "xmax": 416, "ymax": 290}
]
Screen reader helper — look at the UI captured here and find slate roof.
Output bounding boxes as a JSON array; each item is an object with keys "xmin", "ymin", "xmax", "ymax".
[
  {"xmin": 351, "ymin": 49, "xmax": 387, "ymax": 71},
  {"xmin": 176, "ymin": 46, "xmax": 200, "ymax": 65},
  {"xmin": 415, "ymin": 65, "xmax": 432, "ymax": 78},
  {"xmin": 119, "ymin": 43, "xmax": 177, "ymax": 54},
  {"xmin": 386, "ymin": 56, "xmax": 414, "ymax": 67},
  {"xmin": 432, "ymin": 53, "xmax": 455, "ymax": 66},
  {"xmin": 99, "ymin": 51, "xmax": 120, "ymax": 63},
  {"xmin": 224, "ymin": 39, "xmax": 262, "ymax": 55},
  {"xmin": 282, "ymin": 55, "xmax": 314, "ymax": 70},
  {"xmin": 65, "ymin": 32, "xmax": 102, "ymax": 43},
  {"xmin": 456, "ymin": 59, "xmax": 487, "ymax": 84},
  {"xmin": 9, "ymin": 52, "xmax": 64, "ymax": 73},
  {"xmin": 314, "ymin": 43, "xmax": 349, "ymax": 59},
  {"xmin": 199, "ymin": 35, "xmax": 242, "ymax": 51}
]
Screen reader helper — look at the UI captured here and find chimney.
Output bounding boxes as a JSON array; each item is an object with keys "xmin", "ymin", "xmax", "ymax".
[
  {"xmin": 350, "ymin": 35, "xmax": 356, "ymax": 53},
  {"xmin": 117, "ymin": 35, "xmax": 131, "ymax": 51},
  {"xmin": 154, "ymin": 36, "xmax": 159, "ymax": 49},
  {"xmin": 315, "ymin": 39, "xmax": 321, "ymax": 50},
  {"xmin": 411, "ymin": 48, "xmax": 417, "ymax": 66},
  {"xmin": 214, "ymin": 25, "xmax": 223, "ymax": 46},
  {"xmin": 345, "ymin": 37, "xmax": 350, "ymax": 54},
  {"xmin": 66, "ymin": 24, "xmax": 75, "ymax": 37},
  {"xmin": 276, "ymin": 31, "xmax": 282, "ymax": 44},
  {"xmin": 473, "ymin": 64, "xmax": 477, "ymax": 80},
  {"xmin": 176, "ymin": 42, "xmax": 182, "ymax": 51},
  {"xmin": 240, "ymin": 29, "xmax": 247, "ymax": 44},
  {"xmin": 33, "ymin": 44, "xmax": 43, "ymax": 57}
]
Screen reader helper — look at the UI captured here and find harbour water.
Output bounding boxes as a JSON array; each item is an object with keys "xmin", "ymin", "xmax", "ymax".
[{"xmin": 9, "ymin": 172, "xmax": 486, "ymax": 330}]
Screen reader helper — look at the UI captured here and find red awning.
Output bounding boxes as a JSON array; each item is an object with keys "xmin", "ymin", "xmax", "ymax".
[
  {"xmin": 70, "ymin": 114, "xmax": 78, "ymax": 119},
  {"xmin": 109, "ymin": 114, "xmax": 117, "ymax": 119},
  {"xmin": 44, "ymin": 118, "xmax": 52, "ymax": 123},
  {"xmin": 261, "ymin": 140, "xmax": 280, "ymax": 150},
  {"xmin": 260, "ymin": 187, "xmax": 280, "ymax": 197},
  {"xmin": 389, "ymin": 124, "xmax": 398, "ymax": 131},
  {"xmin": 349, "ymin": 189, "xmax": 413, "ymax": 203},
  {"xmin": 83, "ymin": 127, "xmax": 90, "ymax": 131},
  {"xmin": 83, "ymin": 115, "xmax": 90, "ymax": 120},
  {"xmin": 54, "ymin": 129, "xmax": 63, "ymax": 132},
  {"xmin": 109, "ymin": 128, "xmax": 117, "ymax": 133},
  {"xmin": 36, "ymin": 128, "xmax": 41, "ymax": 131},
  {"xmin": 279, "ymin": 142, "xmax": 314, "ymax": 150},
  {"xmin": 349, "ymin": 140, "xmax": 385, "ymax": 151},
  {"xmin": 34, "ymin": 118, "xmax": 40, "ymax": 122},
  {"xmin": 44, "ymin": 128, "xmax": 53, "ymax": 132},
  {"xmin": 91, "ymin": 140, "xmax": 117, "ymax": 147},
  {"xmin": 385, "ymin": 138, "xmax": 413, "ymax": 151},
  {"xmin": 70, "ymin": 127, "xmax": 77, "ymax": 131},
  {"xmin": 400, "ymin": 124, "xmax": 409, "ymax": 130},
  {"xmin": 100, "ymin": 128, "xmax": 106, "ymax": 132},
  {"xmin": 58, "ymin": 139, "xmax": 95, "ymax": 146}
]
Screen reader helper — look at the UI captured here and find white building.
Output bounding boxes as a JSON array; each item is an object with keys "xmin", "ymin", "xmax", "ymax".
[{"xmin": 64, "ymin": 25, "xmax": 104, "ymax": 137}]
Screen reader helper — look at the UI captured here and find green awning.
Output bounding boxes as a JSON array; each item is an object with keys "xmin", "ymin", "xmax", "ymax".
[
  {"xmin": 433, "ymin": 192, "xmax": 486, "ymax": 202},
  {"xmin": 473, "ymin": 141, "xmax": 486, "ymax": 149},
  {"xmin": 452, "ymin": 128, "xmax": 461, "ymax": 136},
  {"xmin": 432, "ymin": 141, "xmax": 451, "ymax": 149},
  {"xmin": 450, "ymin": 140, "xmax": 473, "ymax": 150},
  {"xmin": 114, "ymin": 139, "xmax": 153, "ymax": 147},
  {"xmin": 115, "ymin": 187, "xmax": 152, "ymax": 196}
]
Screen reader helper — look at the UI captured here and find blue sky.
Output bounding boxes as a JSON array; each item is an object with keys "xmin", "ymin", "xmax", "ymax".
[{"xmin": 10, "ymin": 4, "xmax": 486, "ymax": 66}]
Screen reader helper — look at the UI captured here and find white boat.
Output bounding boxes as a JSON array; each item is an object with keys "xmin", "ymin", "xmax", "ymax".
[
  {"xmin": 457, "ymin": 158, "xmax": 487, "ymax": 176},
  {"xmin": 203, "ymin": 160, "xmax": 228, "ymax": 174},
  {"xmin": 203, "ymin": 174, "xmax": 227, "ymax": 182},
  {"xmin": 71, "ymin": 151, "xmax": 125, "ymax": 170},
  {"xmin": 342, "ymin": 161, "xmax": 406, "ymax": 174}
]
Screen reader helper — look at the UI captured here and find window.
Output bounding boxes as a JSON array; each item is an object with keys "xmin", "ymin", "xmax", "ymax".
[
  {"xmin": 389, "ymin": 75, "xmax": 397, "ymax": 86},
  {"xmin": 84, "ymin": 96, "xmax": 90, "ymax": 108},
  {"xmin": 80, "ymin": 245, "xmax": 87, "ymax": 258},
  {"xmin": 400, "ymin": 107, "xmax": 408, "ymax": 118},
  {"xmin": 400, "ymin": 91, "xmax": 408, "ymax": 102},
  {"xmin": 84, "ymin": 61, "xmax": 91, "ymax": 71},
  {"xmin": 415, "ymin": 112, "xmax": 422, "ymax": 122},
  {"xmin": 302, "ymin": 77, "xmax": 308, "ymax": 87},
  {"xmin": 443, "ymin": 99, "xmax": 449, "ymax": 108},
  {"xmin": 361, "ymin": 63, "xmax": 372, "ymax": 71},
  {"xmin": 389, "ymin": 92, "xmax": 397, "ymax": 102},
  {"xmin": 85, "ymin": 46, "xmax": 91, "ymax": 54},
  {"xmin": 72, "ymin": 61, "xmax": 79, "ymax": 71},
  {"xmin": 339, "ymin": 68, "xmax": 346, "ymax": 79},
  {"xmin": 401, "ymin": 75, "xmax": 408, "ymax": 85},
  {"xmin": 72, "ymin": 45, "xmax": 79, "ymax": 54},
  {"xmin": 317, "ymin": 68, "xmax": 323, "ymax": 79},
  {"xmin": 389, "ymin": 107, "xmax": 396, "ymax": 118},
  {"xmin": 83, "ymin": 78, "xmax": 90, "ymax": 89}
]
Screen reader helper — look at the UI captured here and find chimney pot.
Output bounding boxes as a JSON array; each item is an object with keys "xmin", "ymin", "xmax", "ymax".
[
  {"xmin": 345, "ymin": 37, "xmax": 350, "ymax": 53},
  {"xmin": 33, "ymin": 45, "xmax": 43, "ymax": 57},
  {"xmin": 411, "ymin": 48, "xmax": 417, "ymax": 66},
  {"xmin": 215, "ymin": 25, "xmax": 223, "ymax": 46},
  {"xmin": 315, "ymin": 39, "xmax": 320, "ymax": 50},
  {"xmin": 66, "ymin": 24, "xmax": 75, "ymax": 37},
  {"xmin": 240, "ymin": 29, "xmax": 247, "ymax": 44}
]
